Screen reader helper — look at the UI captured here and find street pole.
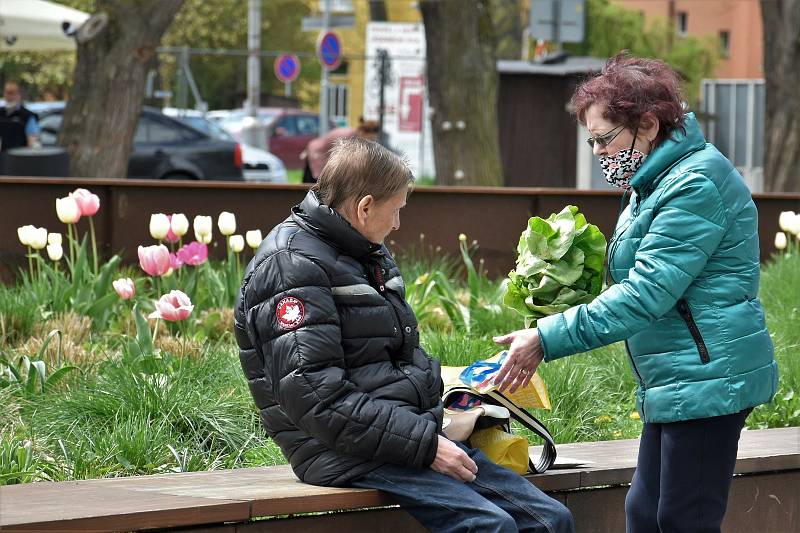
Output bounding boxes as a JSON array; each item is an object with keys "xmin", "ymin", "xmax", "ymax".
[
  {"xmin": 319, "ymin": 0, "xmax": 331, "ymax": 135},
  {"xmin": 377, "ymin": 49, "xmax": 387, "ymax": 146},
  {"xmin": 243, "ymin": 0, "xmax": 266, "ymax": 148}
]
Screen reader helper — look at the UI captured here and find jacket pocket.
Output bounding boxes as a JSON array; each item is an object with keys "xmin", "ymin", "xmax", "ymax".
[
  {"xmin": 676, "ymin": 298, "xmax": 710, "ymax": 364},
  {"xmin": 400, "ymin": 349, "xmax": 443, "ymax": 410}
]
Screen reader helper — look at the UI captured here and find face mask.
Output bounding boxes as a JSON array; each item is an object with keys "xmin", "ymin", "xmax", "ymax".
[{"xmin": 599, "ymin": 129, "xmax": 646, "ymax": 188}]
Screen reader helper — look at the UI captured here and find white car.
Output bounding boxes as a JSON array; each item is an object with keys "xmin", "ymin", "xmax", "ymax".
[{"xmin": 162, "ymin": 108, "xmax": 288, "ymax": 183}]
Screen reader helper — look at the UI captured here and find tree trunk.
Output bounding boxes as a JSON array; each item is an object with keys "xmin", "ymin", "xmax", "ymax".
[
  {"xmin": 420, "ymin": 0, "xmax": 503, "ymax": 186},
  {"xmin": 489, "ymin": 0, "xmax": 523, "ymax": 60},
  {"xmin": 760, "ymin": 0, "xmax": 800, "ymax": 192},
  {"xmin": 60, "ymin": 0, "xmax": 185, "ymax": 179}
]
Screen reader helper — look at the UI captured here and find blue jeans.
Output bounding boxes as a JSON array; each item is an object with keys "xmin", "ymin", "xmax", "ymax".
[
  {"xmin": 625, "ymin": 408, "xmax": 752, "ymax": 533},
  {"xmin": 351, "ymin": 441, "xmax": 574, "ymax": 533}
]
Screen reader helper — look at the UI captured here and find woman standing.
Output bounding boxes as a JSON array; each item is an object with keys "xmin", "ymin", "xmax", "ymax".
[{"xmin": 493, "ymin": 53, "xmax": 777, "ymax": 532}]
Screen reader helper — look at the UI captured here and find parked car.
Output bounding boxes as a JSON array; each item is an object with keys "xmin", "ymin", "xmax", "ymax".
[
  {"xmin": 34, "ymin": 103, "xmax": 243, "ymax": 181},
  {"xmin": 219, "ymin": 107, "xmax": 333, "ymax": 169},
  {"xmin": 162, "ymin": 107, "xmax": 287, "ymax": 183}
]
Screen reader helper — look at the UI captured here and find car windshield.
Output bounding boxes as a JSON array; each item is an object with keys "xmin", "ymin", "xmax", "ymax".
[{"xmin": 178, "ymin": 115, "xmax": 235, "ymax": 141}]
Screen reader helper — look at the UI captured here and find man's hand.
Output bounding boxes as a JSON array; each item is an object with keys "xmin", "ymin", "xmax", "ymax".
[
  {"xmin": 493, "ymin": 328, "xmax": 544, "ymax": 393},
  {"xmin": 430, "ymin": 435, "xmax": 478, "ymax": 482}
]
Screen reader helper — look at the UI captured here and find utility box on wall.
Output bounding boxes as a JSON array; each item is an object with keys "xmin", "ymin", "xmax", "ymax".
[{"xmin": 497, "ymin": 57, "xmax": 605, "ymax": 188}]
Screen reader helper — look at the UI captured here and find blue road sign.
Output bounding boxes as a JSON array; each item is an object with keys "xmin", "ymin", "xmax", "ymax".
[
  {"xmin": 274, "ymin": 54, "xmax": 300, "ymax": 83},
  {"xmin": 317, "ymin": 31, "xmax": 343, "ymax": 71}
]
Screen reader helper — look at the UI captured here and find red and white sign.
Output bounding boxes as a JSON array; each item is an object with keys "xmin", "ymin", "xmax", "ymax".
[
  {"xmin": 276, "ymin": 297, "xmax": 305, "ymax": 330},
  {"xmin": 398, "ymin": 76, "xmax": 424, "ymax": 132}
]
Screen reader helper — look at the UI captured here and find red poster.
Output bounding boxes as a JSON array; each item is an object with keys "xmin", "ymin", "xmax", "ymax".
[{"xmin": 398, "ymin": 76, "xmax": 424, "ymax": 132}]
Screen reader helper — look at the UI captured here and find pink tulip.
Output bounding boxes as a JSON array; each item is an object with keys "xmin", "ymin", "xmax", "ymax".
[
  {"xmin": 149, "ymin": 290, "xmax": 194, "ymax": 322},
  {"xmin": 169, "ymin": 252, "xmax": 183, "ymax": 270},
  {"xmin": 71, "ymin": 188, "xmax": 100, "ymax": 216},
  {"xmin": 176, "ymin": 241, "xmax": 208, "ymax": 266},
  {"xmin": 137, "ymin": 244, "xmax": 171, "ymax": 276},
  {"xmin": 165, "ymin": 215, "xmax": 180, "ymax": 243},
  {"xmin": 112, "ymin": 278, "xmax": 136, "ymax": 300}
]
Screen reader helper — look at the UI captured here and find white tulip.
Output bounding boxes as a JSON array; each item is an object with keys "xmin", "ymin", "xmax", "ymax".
[
  {"xmin": 193, "ymin": 215, "xmax": 213, "ymax": 237},
  {"xmin": 195, "ymin": 230, "xmax": 212, "ymax": 244},
  {"xmin": 29, "ymin": 227, "xmax": 48, "ymax": 250},
  {"xmin": 170, "ymin": 213, "xmax": 190, "ymax": 237},
  {"xmin": 149, "ymin": 213, "xmax": 170, "ymax": 240},
  {"xmin": 55, "ymin": 196, "xmax": 81, "ymax": 224},
  {"xmin": 47, "ymin": 232, "xmax": 62, "ymax": 246},
  {"xmin": 778, "ymin": 211, "xmax": 796, "ymax": 234},
  {"xmin": 17, "ymin": 225, "xmax": 36, "ymax": 246},
  {"xmin": 217, "ymin": 211, "xmax": 237, "ymax": 236},
  {"xmin": 774, "ymin": 231, "xmax": 787, "ymax": 251},
  {"xmin": 47, "ymin": 243, "xmax": 63, "ymax": 261},
  {"xmin": 789, "ymin": 213, "xmax": 800, "ymax": 237},
  {"xmin": 229, "ymin": 234, "xmax": 245, "ymax": 253},
  {"xmin": 246, "ymin": 229, "xmax": 263, "ymax": 249}
]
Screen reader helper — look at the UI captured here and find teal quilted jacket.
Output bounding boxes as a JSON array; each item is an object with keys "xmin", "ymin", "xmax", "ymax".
[{"xmin": 537, "ymin": 113, "xmax": 778, "ymax": 423}]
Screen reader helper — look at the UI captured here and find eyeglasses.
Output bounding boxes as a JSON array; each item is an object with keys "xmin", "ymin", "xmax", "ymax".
[{"xmin": 586, "ymin": 125, "xmax": 625, "ymax": 148}]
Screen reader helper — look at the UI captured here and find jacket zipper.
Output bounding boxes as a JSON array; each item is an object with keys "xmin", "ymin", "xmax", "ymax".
[
  {"xmin": 624, "ymin": 340, "xmax": 645, "ymax": 420},
  {"xmin": 676, "ymin": 298, "xmax": 710, "ymax": 364}
]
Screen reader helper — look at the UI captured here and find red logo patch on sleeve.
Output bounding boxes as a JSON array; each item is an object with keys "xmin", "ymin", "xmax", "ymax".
[{"xmin": 276, "ymin": 296, "xmax": 305, "ymax": 330}]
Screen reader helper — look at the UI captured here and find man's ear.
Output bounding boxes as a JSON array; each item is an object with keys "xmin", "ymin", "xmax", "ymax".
[{"xmin": 356, "ymin": 195, "xmax": 375, "ymax": 224}]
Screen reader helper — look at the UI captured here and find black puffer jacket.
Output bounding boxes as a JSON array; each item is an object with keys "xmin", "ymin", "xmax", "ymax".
[{"xmin": 234, "ymin": 191, "xmax": 443, "ymax": 486}]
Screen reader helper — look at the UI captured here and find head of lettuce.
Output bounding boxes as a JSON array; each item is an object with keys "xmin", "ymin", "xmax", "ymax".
[{"xmin": 503, "ymin": 205, "xmax": 607, "ymax": 328}]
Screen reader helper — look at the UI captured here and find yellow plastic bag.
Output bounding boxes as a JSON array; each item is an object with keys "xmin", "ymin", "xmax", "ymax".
[{"xmin": 469, "ymin": 427, "xmax": 529, "ymax": 475}]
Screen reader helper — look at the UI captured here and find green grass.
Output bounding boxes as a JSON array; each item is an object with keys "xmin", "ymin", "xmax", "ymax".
[
  {"xmin": 0, "ymin": 242, "xmax": 797, "ymax": 484},
  {"xmin": 286, "ymin": 169, "xmax": 303, "ymax": 184}
]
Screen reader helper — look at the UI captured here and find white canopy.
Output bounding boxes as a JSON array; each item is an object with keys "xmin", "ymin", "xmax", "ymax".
[{"xmin": 0, "ymin": 0, "xmax": 90, "ymax": 51}]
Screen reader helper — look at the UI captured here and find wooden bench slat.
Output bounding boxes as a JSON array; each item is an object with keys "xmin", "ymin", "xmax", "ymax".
[{"xmin": 1, "ymin": 427, "xmax": 797, "ymax": 531}]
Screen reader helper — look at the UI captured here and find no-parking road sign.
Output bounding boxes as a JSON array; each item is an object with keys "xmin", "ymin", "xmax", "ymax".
[
  {"xmin": 274, "ymin": 54, "xmax": 301, "ymax": 83},
  {"xmin": 317, "ymin": 31, "xmax": 343, "ymax": 71}
]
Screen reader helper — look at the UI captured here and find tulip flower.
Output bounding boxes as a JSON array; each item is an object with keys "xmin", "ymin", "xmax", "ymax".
[
  {"xmin": 218, "ymin": 211, "xmax": 236, "ymax": 236},
  {"xmin": 194, "ymin": 215, "xmax": 213, "ymax": 238},
  {"xmin": 789, "ymin": 214, "xmax": 800, "ymax": 237},
  {"xmin": 56, "ymin": 196, "xmax": 81, "ymax": 224},
  {"xmin": 778, "ymin": 211, "xmax": 795, "ymax": 234},
  {"xmin": 246, "ymin": 230, "xmax": 263, "ymax": 249},
  {"xmin": 229, "ymin": 234, "xmax": 245, "ymax": 253},
  {"xmin": 71, "ymin": 188, "xmax": 100, "ymax": 216},
  {"xmin": 47, "ymin": 233, "xmax": 62, "ymax": 246},
  {"xmin": 47, "ymin": 243, "xmax": 63, "ymax": 261},
  {"xmin": 775, "ymin": 232, "xmax": 787, "ymax": 251},
  {"xmin": 112, "ymin": 277, "xmax": 136, "ymax": 300},
  {"xmin": 29, "ymin": 227, "xmax": 48, "ymax": 250},
  {"xmin": 138, "ymin": 244, "xmax": 171, "ymax": 276},
  {"xmin": 176, "ymin": 241, "xmax": 208, "ymax": 266},
  {"xmin": 149, "ymin": 290, "xmax": 194, "ymax": 322},
  {"xmin": 149, "ymin": 213, "xmax": 171, "ymax": 240},
  {"xmin": 169, "ymin": 252, "xmax": 183, "ymax": 270},
  {"xmin": 17, "ymin": 225, "xmax": 36, "ymax": 246},
  {"xmin": 170, "ymin": 213, "xmax": 189, "ymax": 238},
  {"xmin": 164, "ymin": 216, "xmax": 180, "ymax": 243}
]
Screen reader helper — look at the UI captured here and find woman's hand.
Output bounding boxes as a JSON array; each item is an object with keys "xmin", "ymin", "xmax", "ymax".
[{"xmin": 492, "ymin": 328, "xmax": 544, "ymax": 393}]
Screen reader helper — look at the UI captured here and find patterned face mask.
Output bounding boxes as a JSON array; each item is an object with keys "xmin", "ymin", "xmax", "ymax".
[{"xmin": 598, "ymin": 128, "xmax": 646, "ymax": 189}]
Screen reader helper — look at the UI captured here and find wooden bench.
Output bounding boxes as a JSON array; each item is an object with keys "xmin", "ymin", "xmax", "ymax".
[{"xmin": 1, "ymin": 427, "xmax": 797, "ymax": 532}]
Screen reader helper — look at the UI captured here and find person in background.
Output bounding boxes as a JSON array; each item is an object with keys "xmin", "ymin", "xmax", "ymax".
[
  {"xmin": 0, "ymin": 81, "xmax": 40, "ymax": 150},
  {"xmin": 493, "ymin": 53, "xmax": 777, "ymax": 533},
  {"xmin": 301, "ymin": 117, "xmax": 380, "ymax": 183}
]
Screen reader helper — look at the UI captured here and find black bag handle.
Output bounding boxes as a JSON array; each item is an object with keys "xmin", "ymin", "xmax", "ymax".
[{"xmin": 443, "ymin": 386, "xmax": 557, "ymax": 474}]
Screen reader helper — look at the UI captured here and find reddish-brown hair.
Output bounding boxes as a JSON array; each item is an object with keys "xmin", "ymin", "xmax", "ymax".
[{"xmin": 570, "ymin": 52, "xmax": 686, "ymax": 147}]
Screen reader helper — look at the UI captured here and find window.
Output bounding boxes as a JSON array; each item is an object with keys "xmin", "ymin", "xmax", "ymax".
[
  {"xmin": 134, "ymin": 116, "xmax": 191, "ymax": 144},
  {"xmin": 676, "ymin": 12, "xmax": 688, "ymax": 37},
  {"xmin": 719, "ymin": 30, "xmax": 731, "ymax": 58},
  {"xmin": 38, "ymin": 114, "xmax": 62, "ymax": 146},
  {"xmin": 295, "ymin": 115, "xmax": 320, "ymax": 136},
  {"xmin": 327, "ymin": 83, "xmax": 348, "ymax": 127},
  {"xmin": 274, "ymin": 116, "xmax": 298, "ymax": 136}
]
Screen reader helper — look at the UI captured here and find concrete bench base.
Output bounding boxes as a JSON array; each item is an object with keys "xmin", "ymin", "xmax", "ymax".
[{"xmin": 1, "ymin": 428, "xmax": 797, "ymax": 532}]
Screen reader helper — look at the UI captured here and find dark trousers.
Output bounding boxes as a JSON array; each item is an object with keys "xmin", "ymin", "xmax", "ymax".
[{"xmin": 625, "ymin": 408, "xmax": 752, "ymax": 533}]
